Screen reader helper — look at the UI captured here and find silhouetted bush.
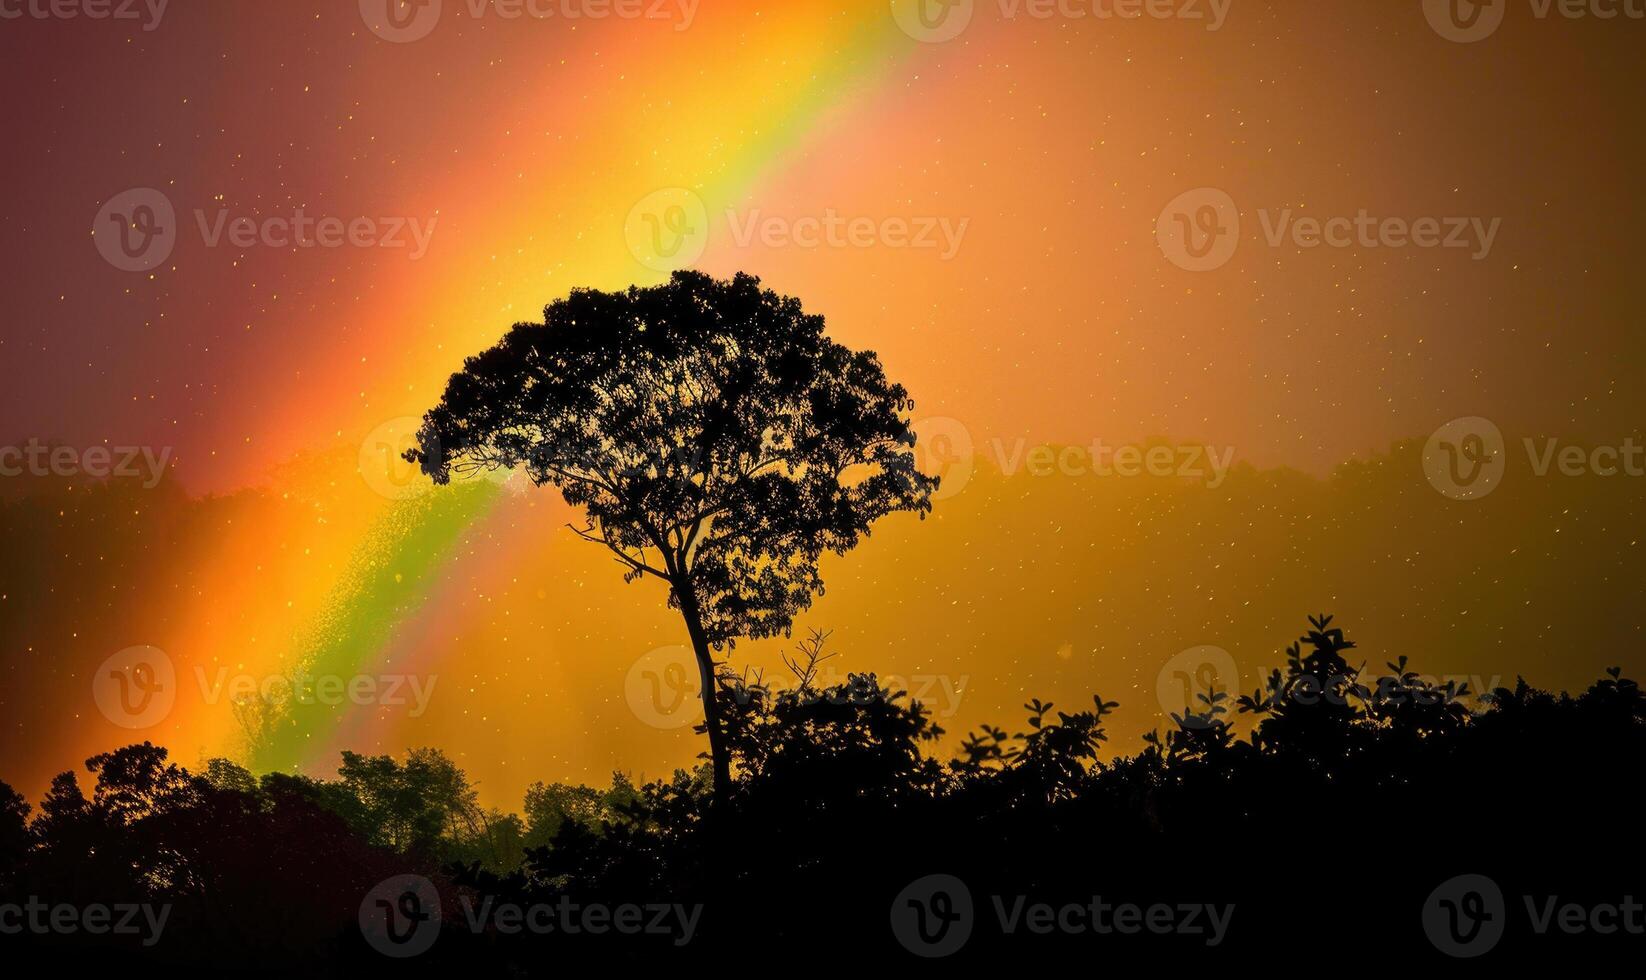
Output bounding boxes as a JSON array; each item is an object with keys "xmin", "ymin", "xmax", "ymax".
[{"xmin": 3, "ymin": 616, "xmax": 1641, "ymax": 971}]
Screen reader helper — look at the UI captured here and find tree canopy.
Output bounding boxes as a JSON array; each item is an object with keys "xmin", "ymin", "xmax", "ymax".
[
  {"xmin": 409, "ymin": 270, "xmax": 936, "ymax": 645},
  {"xmin": 407, "ymin": 271, "xmax": 938, "ymax": 795}
]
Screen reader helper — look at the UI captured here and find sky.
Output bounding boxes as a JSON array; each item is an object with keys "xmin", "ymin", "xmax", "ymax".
[{"xmin": 2, "ymin": 0, "xmax": 1644, "ymax": 809}]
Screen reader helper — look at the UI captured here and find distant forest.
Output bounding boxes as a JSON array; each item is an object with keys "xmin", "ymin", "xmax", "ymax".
[{"xmin": 4, "ymin": 616, "xmax": 1642, "ymax": 969}]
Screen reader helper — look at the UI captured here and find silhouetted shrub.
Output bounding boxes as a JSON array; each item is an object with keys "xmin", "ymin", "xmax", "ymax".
[{"xmin": 4, "ymin": 617, "xmax": 1641, "ymax": 970}]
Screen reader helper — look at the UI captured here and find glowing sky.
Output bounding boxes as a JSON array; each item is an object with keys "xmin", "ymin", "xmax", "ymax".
[{"xmin": 2, "ymin": 1, "xmax": 1644, "ymax": 808}]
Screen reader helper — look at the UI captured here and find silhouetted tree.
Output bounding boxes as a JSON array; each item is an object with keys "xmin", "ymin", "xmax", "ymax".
[
  {"xmin": 719, "ymin": 630, "xmax": 948, "ymax": 813},
  {"xmin": 5, "ymin": 616, "xmax": 1644, "ymax": 968},
  {"xmin": 522, "ymin": 774, "xmax": 641, "ymax": 850},
  {"xmin": 0, "ymin": 780, "xmax": 27, "ymax": 889},
  {"xmin": 407, "ymin": 271, "xmax": 937, "ymax": 799},
  {"xmin": 1236, "ymin": 613, "xmax": 1368, "ymax": 764}
]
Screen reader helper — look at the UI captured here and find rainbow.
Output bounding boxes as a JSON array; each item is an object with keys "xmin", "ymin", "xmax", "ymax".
[{"xmin": 194, "ymin": 3, "xmax": 931, "ymax": 775}]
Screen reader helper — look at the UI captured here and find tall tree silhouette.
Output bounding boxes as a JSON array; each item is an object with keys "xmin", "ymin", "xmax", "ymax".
[{"xmin": 407, "ymin": 271, "xmax": 937, "ymax": 799}]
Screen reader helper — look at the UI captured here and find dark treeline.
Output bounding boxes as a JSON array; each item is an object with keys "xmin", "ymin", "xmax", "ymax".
[{"xmin": 2, "ymin": 616, "xmax": 1642, "ymax": 971}]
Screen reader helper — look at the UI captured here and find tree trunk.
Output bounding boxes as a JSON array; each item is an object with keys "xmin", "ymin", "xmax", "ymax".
[{"xmin": 676, "ymin": 588, "xmax": 732, "ymax": 805}]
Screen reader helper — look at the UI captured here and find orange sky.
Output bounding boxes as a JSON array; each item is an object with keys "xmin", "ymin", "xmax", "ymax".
[{"xmin": 2, "ymin": 0, "xmax": 1644, "ymax": 807}]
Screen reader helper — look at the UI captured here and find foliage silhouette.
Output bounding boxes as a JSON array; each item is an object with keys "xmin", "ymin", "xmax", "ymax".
[
  {"xmin": 3, "ymin": 616, "xmax": 1642, "ymax": 969},
  {"xmin": 406, "ymin": 271, "xmax": 937, "ymax": 800}
]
